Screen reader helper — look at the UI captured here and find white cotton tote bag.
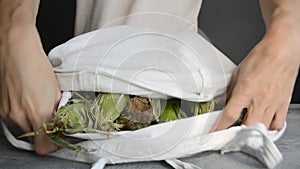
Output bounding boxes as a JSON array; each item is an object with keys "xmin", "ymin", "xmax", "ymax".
[{"xmin": 2, "ymin": 25, "xmax": 286, "ymax": 169}]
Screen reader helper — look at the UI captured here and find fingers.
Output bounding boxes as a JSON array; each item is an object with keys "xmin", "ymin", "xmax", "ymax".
[
  {"xmin": 9, "ymin": 111, "xmax": 32, "ymax": 132},
  {"xmin": 34, "ymin": 130, "xmax": 59, "ymax": 155},
  {"xmin": 243, "ymin": 103, "xmax": 265, "ymax": 126},
  {"xmin": 214, "ymin": 92, "xmax": 289, "ymax": 131},
  {"xmin": 28, "ymin": 88, "xmax": 61, "ymax": 154},
  {"xmin": 29, "ymin": 110, "xmax": 57, "ymax": 155},
  {"xmin": 213, "ymin": 67, "xmax": 245, "ymax": 131},
  {"xmin": 270, "ymin": 102, "xmax": 289, "ymax": 130},
  {"xmin": 261, "ymin": 106, "xmax": 276, "ymax": 128},
  {"xmin": 4, "ymin": 97, "xmax": 32, "ymax": 132},
  {"xmin": 28, "ymin": 97, "xmax": 61, "ymax": 155},
  {"xmin": 0, "ymin": 84, "xmax": 10, "ymax": 119},
  {"xmin": 2, "ymin": 104, "xmax": 59, "ymax": 155},
  {"xmin": 214, "ymin": 93, "xmax": 250, "ymax": 131}
]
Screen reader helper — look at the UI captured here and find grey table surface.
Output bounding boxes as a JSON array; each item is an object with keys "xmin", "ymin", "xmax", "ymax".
[{"xmin": 1, "ymin": 108, "xmax": 299, "ymax": 169}]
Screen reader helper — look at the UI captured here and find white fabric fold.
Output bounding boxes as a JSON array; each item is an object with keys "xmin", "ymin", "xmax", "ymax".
[
  {"xmin": 48, "ymin": 25, "xmax": 235, "ymax": 102},
  {"xmin": 221, "ymin": 123, "xmax": 285, "ymax": 169},
  {"xmin": 1, "ymin": 111, "xmax": 286, "ymax": 169}
]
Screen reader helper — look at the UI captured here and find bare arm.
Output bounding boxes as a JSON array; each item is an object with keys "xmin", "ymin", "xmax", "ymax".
[
  {"xmin": 0, "ymin": 0, "xmax": 39, "ymax": 36},
  {"xmin": 214, "ymin": 0, "xmax": 300, "ymax": 130},
  {"xmin": 260, "ymin": 0, "xmax": 300, "ymax": 29},
  {"xmin": 0, "ymin": 0, "xmax": 61, "ymax": 154}
]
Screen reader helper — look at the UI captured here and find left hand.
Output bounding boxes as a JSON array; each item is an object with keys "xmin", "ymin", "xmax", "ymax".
[{"xmin": 214, "ymin": 24, "xmax": 300, "ymax": 131}]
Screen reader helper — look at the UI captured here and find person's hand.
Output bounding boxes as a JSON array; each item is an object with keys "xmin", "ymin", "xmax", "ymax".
[
  {"xmin": 0, "ymin": 26, "xmax": 61, "ymax": 154},
  {"xmin": 214, "ymin": 23, "xmax": 300, "ymax": 131}
]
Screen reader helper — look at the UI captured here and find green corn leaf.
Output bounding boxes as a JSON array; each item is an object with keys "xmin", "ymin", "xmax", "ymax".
[
  {"xmin": 159, "ymin": 100, "xmax": 179, "ymax": 122},
  {"xmin": 91, "ymin": 93, "xmax": 128, "ymax": 130},
  {"xmin": 50, "ymin": 135, "xmax": 91, "ymax": 152},
  {"xmin": 98, "ymin": 93, "xmax": 128, "ymax": 122},
  {"xmin": 55, "ymin": 102, "xmax": 88, "ymax": 130}
]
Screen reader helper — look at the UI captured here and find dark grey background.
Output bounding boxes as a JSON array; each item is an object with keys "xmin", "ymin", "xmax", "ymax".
[{"xmin": 36, "ymin": 0, "xmax": 299, "ymax": 102}]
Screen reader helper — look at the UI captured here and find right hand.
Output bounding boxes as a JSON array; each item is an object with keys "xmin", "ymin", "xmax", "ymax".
[{"xmin": 0, "ymin": 26, "xmax": 61, "ymax": 154}]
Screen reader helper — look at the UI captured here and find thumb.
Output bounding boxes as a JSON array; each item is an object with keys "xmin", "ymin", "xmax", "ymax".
[
  {"xmin": 30, "ymin": 106, "xmax": 60, "ymax": 154},
  {"xmin": 34, "ymin": 129, "xmax": 59, "ymax": 155},
  {"xmin": 30, "ymin": 111, "xmax": 57, "ymax": 155},
  {"xmin": 35, "ymin": 90, "xmax": 61, "ymax": 155}
]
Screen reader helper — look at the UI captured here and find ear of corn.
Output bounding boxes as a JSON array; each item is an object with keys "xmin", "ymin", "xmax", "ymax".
[
  {"xmin": 97, "ymin": 94, "xmax": 128, "ymax": 122},
  {"xmin": 159, "ymin": 99, "xmax": 187, "ymax": 122},
  {"xmin": 89, "ymin": 93, "xmax": 128, "ymax": 131},
  {"xmin": 19, "ymin": 92, "xmax": 216, "ymax": 152}
]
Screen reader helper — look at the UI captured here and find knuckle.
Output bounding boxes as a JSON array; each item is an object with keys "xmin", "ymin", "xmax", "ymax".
[
  {"xmin": 22, "ymin": 101, "xmax": 51, "ymax": 116},
  {"xmin": 6, "ymin": 109, "xmax": 16, "ymax": 120},
  {"xmin": 35, "ymin": 107, "xmax": 53, "ymax": 117},
  {"xmin": 238, "ymin": 78, "xmax": 252, "ymax": 90},
  {"xmin": 8, "ymin": 112, "xmax": 20, "ymax": 123},
  {"xmin": 259, "ymin": 89, "xmax": 273, "ymax": 103},
  {"xmin": 223, "ymin": 111, "xmax": 239, "ymax": 122},
  {"xmin": 29, "ymin": 107, "xmax": 53, "ymax": 125},
  {"xmin": 6, "ymin": 111, "xmax": 30, "ymax": 131}
]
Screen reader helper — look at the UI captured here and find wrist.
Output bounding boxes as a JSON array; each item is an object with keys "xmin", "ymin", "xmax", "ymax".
[
  {"xmin": 1, "ymin": 24, "xmax": 40, "ymax": 47},
  {"xmin": 260, "ymin": 17, "xmax": 300, "ymax": 66},
  {"xmin": 0, "ymin": 25, "xmax": 45, "ymax": 63},
  {"xmin": 0, "ymin": 0, "xmax": 39, "ymax": 45},
  {"xmin": 270, "ymin": 0, "xmax": 300, "ymax": 29}
]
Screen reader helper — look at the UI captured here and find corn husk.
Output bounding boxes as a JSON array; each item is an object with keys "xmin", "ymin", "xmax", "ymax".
[{"xmin": 19, "ymin": 92, "xmax": 215, "ymax": 152}]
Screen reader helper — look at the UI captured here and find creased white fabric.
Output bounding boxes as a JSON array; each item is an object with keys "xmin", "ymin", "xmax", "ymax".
[
  {"xmin": 75, "ymin": 0, "xmax": 203, "ymax": 35},
  {"xmin": 49, "ymin": 25, "xmax": 235, "ymax": 102}
]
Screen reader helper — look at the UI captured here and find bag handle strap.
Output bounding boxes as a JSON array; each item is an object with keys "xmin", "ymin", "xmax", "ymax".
[
  {"xmin": 221, "ymin": 122, "xmax": 284, "ymax": 169},
  {"xmin": 164, "ymin": 122, "xmax": 285, "ymax": 169},
  {"xmin": 1, "ymin": 121, "xmax": 34, "ymax": 151},
  {"xmin": 165, "ymin": 159, "xmax": 203, "ymax": 169}
]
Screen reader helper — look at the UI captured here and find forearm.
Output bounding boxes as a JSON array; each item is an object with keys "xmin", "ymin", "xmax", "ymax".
[
  {"xmin": 259, "ymin": 0, "xmax": 300, "ymax": 65},
  {"xmin": 260, "ymin": 0, "xmax": 300, "ymax": 28},
  {"xmin": 0, "ymin": 1, "xmax": 60, "ymax": 155},
  {"xmin": 0, "ymin": 0, "xmax": 40, "ymax": 43}
]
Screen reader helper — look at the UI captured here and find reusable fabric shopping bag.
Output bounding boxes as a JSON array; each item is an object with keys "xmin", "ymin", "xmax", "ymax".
[{"xmin": 2, "ymin": 25, "xmax": 286, "ymax": 169}]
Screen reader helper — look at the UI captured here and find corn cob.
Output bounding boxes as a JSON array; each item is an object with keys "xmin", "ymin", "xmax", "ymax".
[{"xmin": 19, "ymin": 92, "xmax": 216, "ymax": 152}]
